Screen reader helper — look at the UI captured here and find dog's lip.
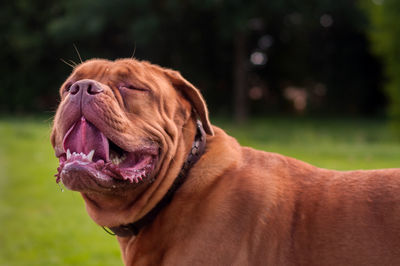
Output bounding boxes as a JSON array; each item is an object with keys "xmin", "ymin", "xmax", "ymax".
[
  {"xmin": 55, "ymin": 116, "xmax": 160, "ymax": 187},
  {"xmin": 57, "ymin": 150, "xmax": 158, "ymax": 184},
  {"xmin": 54, "ymin": 146, "xmax": 65, "ymax": 158}
]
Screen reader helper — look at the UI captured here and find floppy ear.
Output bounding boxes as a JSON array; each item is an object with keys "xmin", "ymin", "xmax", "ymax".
[{"xmin": 165, "ymin": 70, "xmax": 214, "ymax": 136}]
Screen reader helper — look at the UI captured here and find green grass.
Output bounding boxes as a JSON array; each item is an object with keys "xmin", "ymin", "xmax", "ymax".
[
  {"xmin": 0, "ymin": 117, "xmax": 121, "ymax": 266},
  {"xmin": 1, "ymin": 116, "xmax": 400, "ymax": 265},
  {"xmin": 214, "ymin": 116, "xmax": 400, "ymax": 170}
]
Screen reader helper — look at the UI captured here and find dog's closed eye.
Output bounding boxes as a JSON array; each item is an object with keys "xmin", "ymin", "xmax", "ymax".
[{"xmin": 119, "ymin": 84, "xmax": 149, "ymax": 92}]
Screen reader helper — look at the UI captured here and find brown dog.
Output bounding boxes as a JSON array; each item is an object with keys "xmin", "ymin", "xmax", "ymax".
[{"xmin": 51, "ymin": 58, "xmax": 400, "ymax": 266}]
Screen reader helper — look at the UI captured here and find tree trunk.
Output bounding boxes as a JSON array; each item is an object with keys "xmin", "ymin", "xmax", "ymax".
[{"xmin": 233, "ymin": 30, "xmax": 248, "ymax": 124}]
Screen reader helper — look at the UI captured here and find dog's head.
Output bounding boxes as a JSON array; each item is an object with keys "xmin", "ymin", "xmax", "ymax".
[{"xmin": 51, "ymin": 58, "xmax": 213, "ymax": 226}]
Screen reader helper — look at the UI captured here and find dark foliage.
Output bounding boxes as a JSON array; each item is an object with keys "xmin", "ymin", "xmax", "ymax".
[{"xmin": 0, "ymin": 0, "xmax": 385, "ymax": 118}]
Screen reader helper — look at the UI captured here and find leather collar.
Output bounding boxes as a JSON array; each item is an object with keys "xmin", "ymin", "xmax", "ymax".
[{"xmin": 104, "ymin": 120, "xmax": 207, "ymax": 237}]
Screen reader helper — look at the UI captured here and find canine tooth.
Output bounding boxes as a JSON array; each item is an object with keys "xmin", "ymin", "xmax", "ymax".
[
  {"xmin": 67, "ymin": 149, "xmax": 71, "ymax": 159},
  {"xmin": 87, "ymin": 150, "xmax": 95, "ymax": 161}
]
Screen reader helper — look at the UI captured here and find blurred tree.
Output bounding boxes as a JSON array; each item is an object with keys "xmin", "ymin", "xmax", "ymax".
[
  {"xmin": 0, "ymin": 0, "xmax": 66, "ymax": 112},
  {"xmin": 362, "ymin": 0, "xmax": 400, "ymax": 135},
  {"xmin": 0, "ymin": 0, "xmax": 385, "ymax": 120},
  {"xmin": 248, "ymin": 0, "xmax": 384, "ymax": 116}
]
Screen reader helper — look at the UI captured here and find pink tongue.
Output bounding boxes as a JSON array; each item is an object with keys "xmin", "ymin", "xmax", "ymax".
[{"xmin": 63, "ymin": 117, "xmax": 109, "ymax": 161}]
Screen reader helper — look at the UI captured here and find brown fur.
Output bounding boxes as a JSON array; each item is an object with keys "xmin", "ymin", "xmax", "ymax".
[{"xmin": 52, "ymin": 58, "xmax": 400, "ymax": 265}]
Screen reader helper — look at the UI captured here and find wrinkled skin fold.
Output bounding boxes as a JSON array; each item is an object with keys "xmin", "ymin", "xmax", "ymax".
[{"xmin": 52, "ymin": 58, "xmax": 400, "ymax": 266}]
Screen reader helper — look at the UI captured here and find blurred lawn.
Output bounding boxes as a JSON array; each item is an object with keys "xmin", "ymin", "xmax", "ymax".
[
  {"xmin": 0, "ymin": 117, "xmax": 121, "ymax": 266},
  {"xmin": 1, "ymin": 116, "xmax": 400, "ymax": 266}
]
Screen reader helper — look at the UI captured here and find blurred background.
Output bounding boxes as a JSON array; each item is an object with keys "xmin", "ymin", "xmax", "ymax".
[
  {"xmin": 0, "ymin": 0, "xmax": 396, "ymax": 121},
  {"xmin": 2, "ymin": 0, "xmax": 400, "ymax": 265}
]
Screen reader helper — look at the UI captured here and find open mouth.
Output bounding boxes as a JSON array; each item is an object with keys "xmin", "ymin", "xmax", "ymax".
[{"xmin": 55, "ymin": 116, "xmax": 158, "ymax": 188}]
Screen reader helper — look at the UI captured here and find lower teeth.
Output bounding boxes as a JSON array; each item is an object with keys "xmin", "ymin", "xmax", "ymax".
[{"xmin": 110, "ymin": 153, "xmax": 126, "ymax": 165}]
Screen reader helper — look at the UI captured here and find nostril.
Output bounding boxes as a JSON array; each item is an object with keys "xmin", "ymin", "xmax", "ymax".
[
  {"xmin": 68, "ymin": 80, "xmax": 103, "ymax": 96},
  {"xmin": 87, "ymin": 83, "xmax": 103, "ymax": 95},
  {"xmin": 69, "ymin": 84, "xmax": 80, "ymax": 95}
]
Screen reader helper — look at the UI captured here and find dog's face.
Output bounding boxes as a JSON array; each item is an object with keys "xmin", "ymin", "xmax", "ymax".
[{"xmin": 51, "ymin": 58, "xmax": 213, "ymax": 225}]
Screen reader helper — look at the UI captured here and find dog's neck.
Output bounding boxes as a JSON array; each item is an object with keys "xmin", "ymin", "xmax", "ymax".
[{"xmin": 105, "ymin": 120, "xmax": 207, "ymax": 237}]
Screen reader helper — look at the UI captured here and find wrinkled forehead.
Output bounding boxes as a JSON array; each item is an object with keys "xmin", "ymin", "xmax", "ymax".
[{"xmin": 70, "ymin": 59, "xmax": 165, "ymax": 84}]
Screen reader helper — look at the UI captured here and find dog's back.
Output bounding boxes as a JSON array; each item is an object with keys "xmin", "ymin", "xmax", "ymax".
[{"xmin": 129, "ymin": 127, "xmax": 400, "ymax": 265}]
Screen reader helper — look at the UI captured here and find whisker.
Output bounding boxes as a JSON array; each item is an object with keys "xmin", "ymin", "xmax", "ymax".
[
  {"xmin": 130, "ymin": 42, "xmax": 137, "ymax": 59},
  {"xmin": 43, "ymin": 113, "xmax": 56, "ymax": 123},
  {"xmin": 73, "ymin": 43, "xmax": 83, "ymax": 63},
  {"xmin": 69, "ymin": 59, "xmax": 78, "ymax": 67},
  {"xmin": 60, "ymin": 58, "xmax": 75, "ymax": 68}
]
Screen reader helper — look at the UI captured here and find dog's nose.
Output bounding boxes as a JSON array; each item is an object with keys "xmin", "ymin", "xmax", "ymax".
[{"xmin": 69, "ymin": 79, "xmax": 103, "ymax": 96}]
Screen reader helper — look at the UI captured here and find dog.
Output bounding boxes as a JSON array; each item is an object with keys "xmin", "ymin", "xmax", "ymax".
[{"xmin": 51, "ymin": 58, "xmax": 400, "ymax": 265}]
